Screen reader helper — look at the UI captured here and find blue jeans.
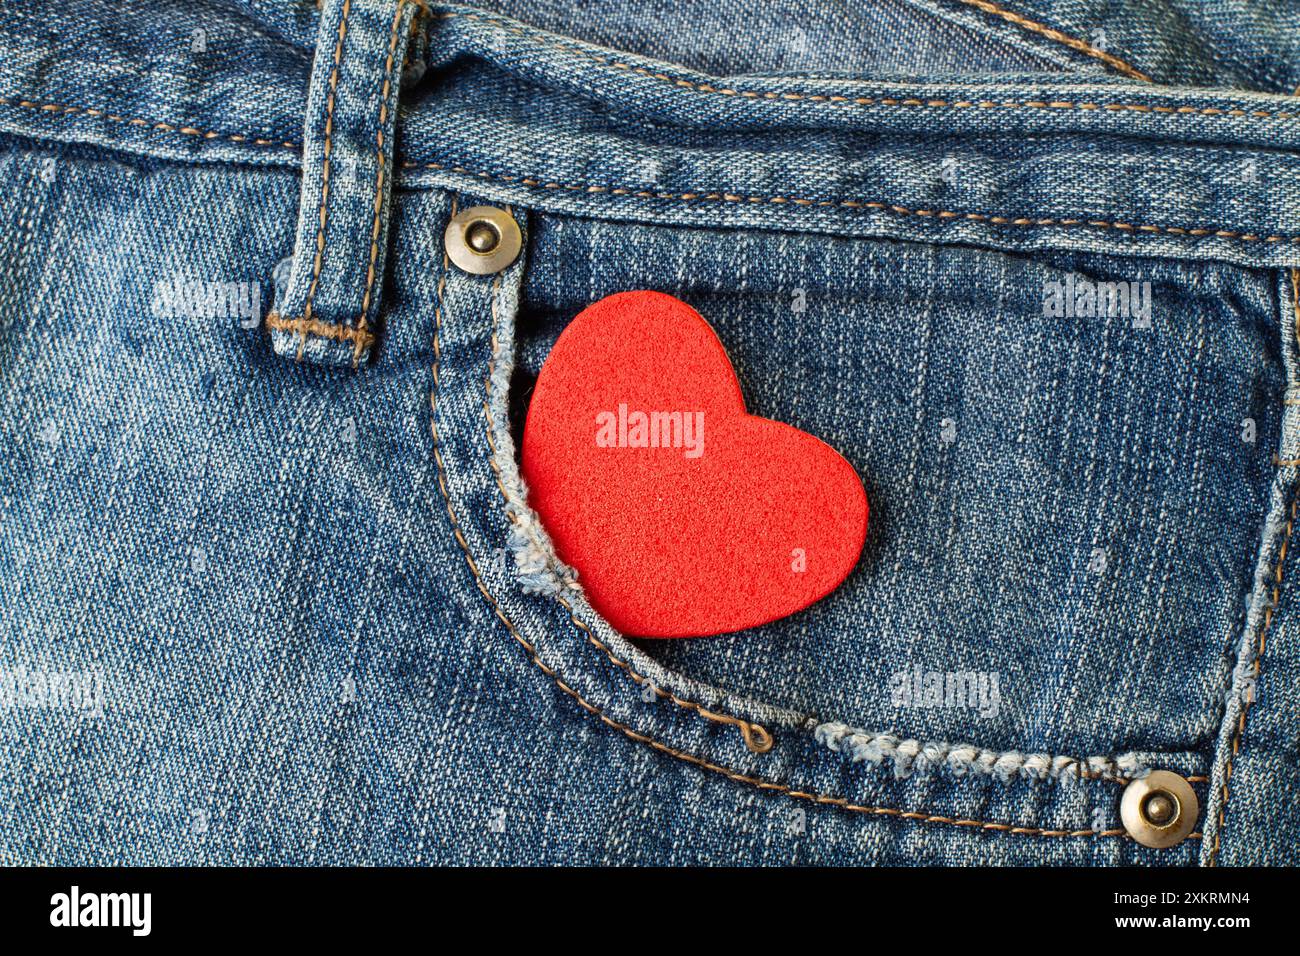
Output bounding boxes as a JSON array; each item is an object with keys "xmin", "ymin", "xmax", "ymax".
[{"xmin": 0, "ymin": 0, "xmax": 1296, "ymax": 865}]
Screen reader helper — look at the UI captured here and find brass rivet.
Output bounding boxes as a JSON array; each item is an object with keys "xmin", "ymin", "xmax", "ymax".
[
  {"xmin": 1142, "ymin": 791, "xmax": 1177, "ymax": 827},
  {"xmin": 466, "ymin": 221, "xmax": 499, "ymax": 253},
  {"xmin": 1120, "ymin": 770, "xmax": 1198, "ymax": 848},
  {"xmin": 444, "ymin": 206, "xmax": 521, "ymax": 275}
]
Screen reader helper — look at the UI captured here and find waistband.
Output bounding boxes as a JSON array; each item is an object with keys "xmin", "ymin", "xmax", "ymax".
[{"xmin": 2, "ymin": 1, "xmax": 1299, "ymax": 274}]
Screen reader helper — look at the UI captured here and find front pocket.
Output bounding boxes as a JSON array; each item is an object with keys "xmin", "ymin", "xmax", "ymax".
[
  {"xmin": 427, "ymin": 187, "xmax": 1287, "ymax": 860},
  {"xmin": 516, "ymin": 211, "xmax": 1283, "ymax": 756}
]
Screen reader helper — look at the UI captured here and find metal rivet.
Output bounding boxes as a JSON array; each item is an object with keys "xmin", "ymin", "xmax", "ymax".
[
  {"xmin": 1120, "ymin": 770, "xmax": 1198, "ymax": 849},
  {"xmin": 466, "ymin": 221, "xmax": 499, "ymax": 253},
  {"xmin": 444, "ymin": 206, "xmax": 521, "ymax": 275}
]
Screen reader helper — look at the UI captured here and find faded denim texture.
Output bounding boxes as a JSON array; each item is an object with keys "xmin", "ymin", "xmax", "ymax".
[{"xmin": 0, "ymin": 0, "xmax": 1297, "ymax": 865}]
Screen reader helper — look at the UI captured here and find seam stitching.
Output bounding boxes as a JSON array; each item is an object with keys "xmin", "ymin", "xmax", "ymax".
[
  {"xmin": 265, "ymin": 312, "xmax": 376, "ymax": 348},
  {"xmin": 8, "ymin": 81, "xmax": 1300, "ymax": 138},
  {"xmin": 5, "ymin": 85, "xmax": 1287, "ymax": 246},
  {"xmin": 354, "ymin": 0, "xmax": 411, "ymax": 364},
  {"xmin": 0, "ymin": 96, "xmax": 301, "ymax": 150},
  {"xmin": 3, "ymin": 89, "xmax": 1296, "ymax": 246},
  {"xmin": 428, "ymin": 202, "xmax": 1131, "ymax": 839},
  {"xmin": 953, "ymin": 0, "xmax": 1152, "ymax": 82},
  {"xmin": 293, "ymin": 0, "xmax": 352, "ymax": 361},
  {"xmin": 427, "ymin": 11, "xmax": 1300, "ymax": 120},
  {"xmin": 1208, "ymin": 269, "xmax": 1300, "ymax": 866},
  {"xmin": 401, "ymin": 160, "xmax": 1300, "ymax": 246}
]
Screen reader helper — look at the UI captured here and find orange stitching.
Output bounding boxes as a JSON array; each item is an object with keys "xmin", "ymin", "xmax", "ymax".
[
  {"xmin": 954, "ymin": 0, "xmax": 1152, "ymax": 83},
  {"xmin": 556, "ymin": 593, "xmax": 775, "ymax": 754},
  {"xmin": 428, "ymin": 12, "xmax": 1300, "ymax": 121},
  {"xmin": 0, "ymin": 95, "xmax": 300, "ymax": 150},
  {"xmin": 474, "ymin": 270, "xmax": 774, "ymax": 752},
  {"xmin": 1209, "ymin": 271, "xmax": 1300, "ymax": 866},
  {"xmin": 399, "ymin": 160, "xmax": 1300, "ymax": 246},
  {"xmin": 6, "ymin": 80, "xmax": 1298, "ymax": 157},
  {"xmin": 1094, "ymin": 773, "xmax": 1207, "ymax": 786},
  {"xmin": 354, "ymin": 0, "xmax": 411, "ymax": 365},
  {"xmin": 266, "ymin": 311, "xmax": 376, "ymax": 349},
  {"xmin": 296, "ymin": 0, "xmax": 353, "ymax": 361},
  {"xmin": 428, "ymin": 207, "xmax": 1134, "ymax": 839}
]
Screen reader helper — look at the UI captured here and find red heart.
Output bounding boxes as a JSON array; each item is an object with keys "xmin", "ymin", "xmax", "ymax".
[{"xmin": 521, "ymin": 291, "xmax": 868, "ymax": 638}]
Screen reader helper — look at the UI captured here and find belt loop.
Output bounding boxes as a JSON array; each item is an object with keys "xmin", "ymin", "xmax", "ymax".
[{"xmin": 268, "ymin": 0, "xmax": 424, "ymax": 368}]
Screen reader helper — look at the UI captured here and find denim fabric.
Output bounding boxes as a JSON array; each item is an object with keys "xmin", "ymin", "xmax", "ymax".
[
  {"xmin": 469, "ymin": 0, "xmax": 1300, "ymax": 91},
  {"xmin": 1, "ymin": 0, "xmax": 1298, "ymax": 865}
]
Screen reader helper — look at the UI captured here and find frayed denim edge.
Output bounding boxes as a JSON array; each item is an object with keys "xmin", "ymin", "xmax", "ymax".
[
  {"xmin": 816, "ymin": 721, "xmax": 1149, "ymax": 784},
  {"xmin": 484, "ymin": 279, "xmax": 583, "ymax": 598}
]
